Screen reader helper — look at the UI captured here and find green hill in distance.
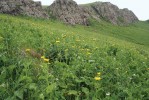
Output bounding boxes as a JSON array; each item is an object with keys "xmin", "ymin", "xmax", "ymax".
[{"xmin": 0, "ymin": 14, "xmax": 149, "ymax": 99}]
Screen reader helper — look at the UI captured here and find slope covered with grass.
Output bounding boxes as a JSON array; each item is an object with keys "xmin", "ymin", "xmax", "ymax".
[
  {"xmin": 87, "ymin": 19, "xmax": 149, "ymax": 47},
  {"xmin": 0, "ymin": 14, "xmax": 149, "ymax": 99}
]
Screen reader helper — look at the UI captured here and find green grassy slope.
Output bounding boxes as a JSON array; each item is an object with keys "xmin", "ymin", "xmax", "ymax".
[
  {"xmin": 0, "ymin": 14, "xmax": 149, "ymax": 99},
  {"xmin": 87, "ymin": 19, "xmax": 149, "ymax": 47}
]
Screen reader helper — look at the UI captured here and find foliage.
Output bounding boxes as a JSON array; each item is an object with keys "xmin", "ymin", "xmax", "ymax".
[{"xmin": 0, "ymin": 14, "xmax": 149, "ymax": 99}]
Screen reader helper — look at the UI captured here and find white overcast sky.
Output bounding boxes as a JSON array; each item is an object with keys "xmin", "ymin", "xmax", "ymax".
[{"xmin": 33, "ymin": 0, "xmax": 149, "ymax": 21}]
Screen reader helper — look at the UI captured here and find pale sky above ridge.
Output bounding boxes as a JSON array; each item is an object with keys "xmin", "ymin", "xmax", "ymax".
[{"xmin": 33, "ymin": 0, "xmax": 149, "ymax": 21}]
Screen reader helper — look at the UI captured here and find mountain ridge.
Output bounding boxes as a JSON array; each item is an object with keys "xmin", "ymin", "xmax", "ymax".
[
  {"xmin": 0, "ymin": 0, "xmax": 139, "ymax": 25},
  {"xmin": 47, "ymin": 0, "xmax": 138, "ymax": 25},
  {"xmin": 80, "ymin": 1, "xmax": 138, "ymax": 25}
]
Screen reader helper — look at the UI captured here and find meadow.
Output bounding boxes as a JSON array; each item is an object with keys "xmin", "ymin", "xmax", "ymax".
[{"xmin": 0, "ymin": 14, "xmax": 149, "ymax": 99}]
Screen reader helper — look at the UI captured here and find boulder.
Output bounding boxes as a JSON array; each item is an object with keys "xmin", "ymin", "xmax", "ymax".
[{"xmin": 0, "ymin": 0, "xmax": 49, "ymax": 19}]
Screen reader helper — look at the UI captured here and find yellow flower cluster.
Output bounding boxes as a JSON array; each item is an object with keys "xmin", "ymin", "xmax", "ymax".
[
  {"xmin": 41, "ymin": 56, "xmax": 49, "ymax": 63},
  {"xmin": 94, "ymin": 77, "xmax": 101, "ymax": 81},
  {"xmin": 94, "ymin": 72, "xmax": 101, "ymax": 81}
]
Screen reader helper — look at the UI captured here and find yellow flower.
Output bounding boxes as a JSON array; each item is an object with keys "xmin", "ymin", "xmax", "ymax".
[
  {"xmin": 44, "ymin": 58, "xmax": 49, "ymax": 62},
  {"xmin": 41, "ymin": 56, "xmax": 45, "ymax": 59},
  {"xmin": 94, "ymin": 77, "xmax": 101, "ymax": 81},
  {"xmin": 25, "ymin": 49, "xmax": 30, "ymax": 52},
  {"xmin": 56, "ymin": 41, "xmax": 60, "ymax": 43},
  {"xmin": 97, "ymin": 72, "xmax": 101, "ymax": 76}
]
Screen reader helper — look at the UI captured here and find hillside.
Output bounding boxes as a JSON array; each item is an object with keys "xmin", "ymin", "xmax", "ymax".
[
  {"xmin": 80, "ymin": 2, "xmax": 138, "ymax": 25},
  {"xmin": 47, "ymin": 0, "xmax": 138, "ymax": 25},
  {"xmin": 0, "ymin": 14, "xmax": 149, "ymax": 99}
]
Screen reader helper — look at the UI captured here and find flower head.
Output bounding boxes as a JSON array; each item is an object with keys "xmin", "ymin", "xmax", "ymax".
[
  {"xmin": 25, "ymin": 49, "xmax": 30, "ymax": 52},
  {"xmin": 44, "ymin": 58, "xmax": 49, "ymax": 62},
  {"xmin": 56, "ymin": 41, "xmax": 60, "ymax": 43},
  {"xmin": 97, "ymin": 72, "xmax": 101, "ymax": 76},
  {"xmin": 94, "ymin": 77, "xmax": 101, "ymax": 81},
  {"xmin": 41, "ymin": 56, "xmax": 45, "ymax": 59}
]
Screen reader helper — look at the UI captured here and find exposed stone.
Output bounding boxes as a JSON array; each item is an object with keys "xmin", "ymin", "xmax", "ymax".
[
  {"xmin": 0, "ymin": 0, "xmax": 49, "ymax": 19},
  {"xmin": 80, "ymin": 2, "xmax": 138, "ymax": 25},
  {"xmin": 119, "ymin": 8, "xmax": 138, "ymax": 24},
  {"xmin": 47, "ymin": 0, "xmax": 89, "ymax": 25}
]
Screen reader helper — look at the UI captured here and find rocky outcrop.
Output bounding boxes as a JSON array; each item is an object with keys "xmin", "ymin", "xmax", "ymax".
[
  {"xmin": 0, "ymin": 0, "xmax": 138, "ymax": 25},
  {"xmin": 0, "ymin": 0, "xmax": 49, "ymax": 19},
  {"xmin": 47, "ymin": 0, "xmax": 89, "ymax": 25},
  {"xmin": 80, "ymin": 2, "xmax": 138, "ymax": 25}
]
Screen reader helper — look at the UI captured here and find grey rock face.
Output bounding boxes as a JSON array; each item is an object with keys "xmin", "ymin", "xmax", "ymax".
[
  {"xmin": 119, "ymin": 8, "xmax": 138, "ymax": 24},
  {"xmin": 47, "ymin": 0, "xmax": 89, "ymax": 25},
  {"xmin": 80, "ymin": 2, "xmax": 138, "ymax": 25},
  {"xmin": 0, "ymin": 0, "xmax": 49, "ymax": 19}
]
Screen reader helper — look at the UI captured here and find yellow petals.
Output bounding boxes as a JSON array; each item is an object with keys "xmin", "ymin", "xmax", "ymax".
[
  {"xmin": 94, "ymin": 72, "xmax": 101, "ymax": 80},
  {"xmin": 94, "ymin": 77, "xmax": 101, "ymax": 81},
  {"xmin": 56, "ymin": 41, "xmax": 60, "ymax": 43},
  {"xmin": 44, "ymin": 58, "xmax": 49, "ymax": 62},
  {"xmin": 25, "ymin": 49, "xmax": 30, "ymax": 52},
  {"xmin": 41, "ymin": 56, "xmax": 49, "ymax": 63},
  {"xmin": 41, "ymin": 56, "xmax": 45, "ymax": 59},
  {"xmin": 97, "ymin": 72, "xmax": 101, "ymax": 75}
]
